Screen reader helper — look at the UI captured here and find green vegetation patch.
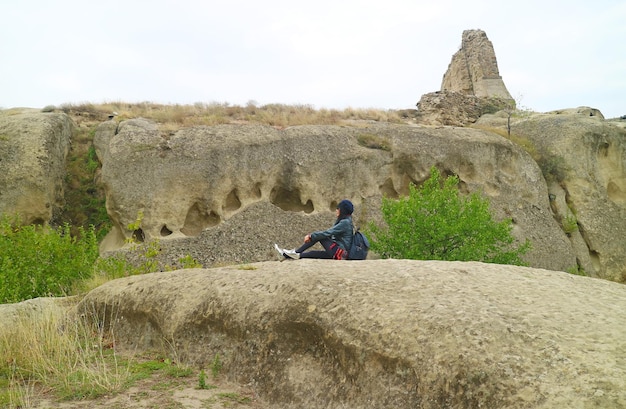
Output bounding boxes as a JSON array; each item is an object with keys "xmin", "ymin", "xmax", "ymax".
[
  {"xmin": 0, "ymin": 217, "xmax": 99, "ymax": 304},
  {"xmin": 366, "ymin": 166, "xmax": 530, "ymax": 265}
]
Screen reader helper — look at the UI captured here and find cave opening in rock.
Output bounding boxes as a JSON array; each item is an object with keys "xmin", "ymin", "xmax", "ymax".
[
  {"xmin": 160, "ymin": 225, "xmax": 173, "ymax": 237},
  {"xmin": 223, "ymin": 188, "xmax": 242, "ymax": 212},
  {"xmin": 181, "ymin": 202, "xmax": 221, "ymax": 236},
  {"xmin": 270, "ymin": 186, "xmax": 314, "ymax": 213},
  {"xmin": 132, "ymin": 228, "xmax": 145, "ymax": 243}
]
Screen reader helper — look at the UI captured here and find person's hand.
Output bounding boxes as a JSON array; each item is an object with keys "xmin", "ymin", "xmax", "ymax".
[{"xmin": 304, "ymin": 234, "xmax": 311, "ymax": 243}]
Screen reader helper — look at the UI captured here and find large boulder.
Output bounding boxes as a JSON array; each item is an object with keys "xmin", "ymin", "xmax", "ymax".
[
  {"xmin": 0, "ymin": 297, "xmax": 71, "ymax": 331},
  {"xmin": 94, "ymin": 119, "xmax": 575, "ymax": 272},
  {"xmin": 0, "ymin": 109, "xmax": 73, "ymax": 224},
  {"xmin": 77, "ymin": 260, "xmax": 626, "ymax": 408},
  {"xmin": 415, "ymin": 91, "xmax": 510, "ymax": 126},
  {"xmin": 477, "ymin": 109, "xmax": 626, "ymax": 281}
]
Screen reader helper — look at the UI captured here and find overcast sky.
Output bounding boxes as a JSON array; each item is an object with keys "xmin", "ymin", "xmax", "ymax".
[{"xmin": 2, "ymin": 0, "xmax": 624, "ymax": 118}]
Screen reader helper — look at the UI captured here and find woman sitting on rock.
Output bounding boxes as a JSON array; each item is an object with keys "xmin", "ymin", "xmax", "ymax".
[{"xmin": 275, "ymin": 199, "xmax": 354, "ymax": 260}]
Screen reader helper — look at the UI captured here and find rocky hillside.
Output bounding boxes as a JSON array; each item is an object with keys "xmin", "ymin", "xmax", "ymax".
[
  {"xmin": 2, "ymin": 26, "xmax": 625, "ymax": 409},
  {"xmin": 477, "ymin": 109, "xmax": 626, "ymax": 282},
  {"xmin": 2, "ymin": 28, "xmax": 623, "ymax": 281},
  {"xmin": 94, "ymin": 118, "xmax": 569, "ymax": 267},
  {"xmin": 89, "ymin": 112, "xmax": 625, "ymax": 281},
  {"xmin": 2, "ymin": 105, "xmax": 625, "ymax": 281}
]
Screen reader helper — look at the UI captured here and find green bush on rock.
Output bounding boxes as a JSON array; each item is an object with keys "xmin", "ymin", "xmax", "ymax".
[
  {"xmin": 0, "ymin": 217, "xmax": 99, "ymax": 304},
  {"xmin": 367, "ymin": 167, "xmax": 530, "ymax": 265}
]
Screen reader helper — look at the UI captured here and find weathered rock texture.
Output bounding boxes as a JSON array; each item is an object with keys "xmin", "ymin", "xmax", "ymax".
[
  {"xmin": 476, "ymin": 110, "xmax": 626, "ymax": 282},
  {"xmin": 1, "ymin": 107, "xmax": 623, "ymax": 282},
  {"xmin": 416, "ymin": 91, "xmax": 504, "ymax": 127},
  {"xmin": 417, "ymin": 29, "xmax": 513, "ymax": 126},
  {"xmin": 94, "ymin": 119, "xmax": 575, "ymax": 273},
  {"xmin": 441, "ymin": 29, "xmax": 513, "ymax": 101},
  {"xmin": 0, "ymin": 297, "xmax": 70, "ymax": 332},
  {"xmin": 0, "ymin": 109, "xmax": 72, "ymax": 224},
  {"xmin": 78, "ymin": 260, "xmax": 626, "ymax": 409}
]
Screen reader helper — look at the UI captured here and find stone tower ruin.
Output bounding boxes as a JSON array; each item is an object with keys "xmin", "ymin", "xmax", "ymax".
[{"xmin": 441, "ymin": 29, "xmax": 513, "ymax": 101}]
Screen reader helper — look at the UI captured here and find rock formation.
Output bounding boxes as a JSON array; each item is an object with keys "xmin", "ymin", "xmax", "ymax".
[
  {"xmin": 415, "ymin": 91, "xmax": 489, "ymax": 127},
  {"xmin": 77, "ymin": 259, "xmax": 626, "ymax": 408},
  {"xmin": 417, "ymin": 29, "xmax": 514, "ymax": 126},
  {"xmin": 1, "ymin": 107, "xmax": 624, "ymax": 282},
  {"xmin": 477, "ymin": 109, "xmax": 626, "ymax": 282},
  {"xmin": 441, "ymin": 29, "xmax": 513, "ymax": 101},
  {"xmin": 93, "ymin": 118, "xmax": 576, "ymax": 274},
  {"xmin": 0, "ymin": 108, "xmax": 72, "ymax": 224}
]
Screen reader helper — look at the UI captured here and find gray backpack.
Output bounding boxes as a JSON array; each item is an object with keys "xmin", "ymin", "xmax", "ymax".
[{"xmin": 348, "ymin": 228, "xmax": 369, "ymax": 260}]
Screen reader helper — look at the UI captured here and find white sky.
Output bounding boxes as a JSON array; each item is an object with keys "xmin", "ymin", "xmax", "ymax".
[{"xmin": 2, "ymin": 0, "xmax": 624, "ymax": 118}]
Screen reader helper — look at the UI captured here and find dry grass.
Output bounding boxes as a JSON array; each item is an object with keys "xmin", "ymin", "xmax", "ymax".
[
  {"xmin": 471, "ymin": 124, "xmax": 538, "ymax": 158},
  {"xmin": 0, "ymin": 305, "xmax": 260, "ymax": 409},
  {"xmin": 55, "ymin": 101, "xmax": 406, "ymax": 131},
  {"xmin": 0, "ymin": 307, "xmax": 131, "ymax": 406}
]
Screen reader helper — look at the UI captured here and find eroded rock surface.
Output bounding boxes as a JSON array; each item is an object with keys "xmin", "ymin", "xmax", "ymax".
[
  {"xmin": 415, "ymin": 91, "xmax": 506, "ymax": 127},
  {"xmin": 0, "ymin": 109, "xmax": 72, "ymax": 224},
  {"xmin": 78, "ymin": 260, "xmax": 626, "ymax": 409},
  {"xmin": 416, "ymin": 29, "xmax": 514, "ymax": 126},
  {"xmin": 477, "ymin": 110, "xmax": 626, "ymax": 281},
  {"xmin": 94, "ymin": 120, "xmax": 575, "ymax": 273},
  {"xmin": 441, "ymin": 29, "xmax": 513, "ymax": 101}
]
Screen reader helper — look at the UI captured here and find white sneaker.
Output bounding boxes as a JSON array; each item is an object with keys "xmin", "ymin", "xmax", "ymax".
[
  {"xmin": 274, "ymin": 243, "xmax": 289, "ymax": 261},
  {"xmin": 283, "ymin": 249, "xmax": 300, "ymax": 260},
  {"xmin": 274, "ymin": 243, "xmax": 282, "ymax": 256}
]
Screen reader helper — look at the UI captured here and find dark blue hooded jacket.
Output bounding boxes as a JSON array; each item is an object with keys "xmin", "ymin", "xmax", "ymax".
[{"xmin": 310, "ymin": 216, "xmax": 354, "ymax": 251}]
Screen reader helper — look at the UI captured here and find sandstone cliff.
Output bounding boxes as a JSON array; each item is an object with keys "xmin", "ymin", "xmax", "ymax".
[
  {"xmin": 476, "ymin": 110, "xmax": 626, "ymax": 282},
  {"xmin": 94, "ymin": 119, "xmax": 576, "ymax": 273},
  {"xmin": 0, "ymin": 108, "xmax": 72, "ymax": 224},
  {"xmin": 2, "ymin": 107, "xmax": 624, "ymax": 282},
  {"xmin": 76, "ymin": 260, "xmax": 626, "ymax": 408}
]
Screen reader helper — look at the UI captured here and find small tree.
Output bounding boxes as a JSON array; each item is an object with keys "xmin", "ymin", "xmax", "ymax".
[{"xmin": 367, "ymin": 167, "xmax": 530, "ymax": 265}]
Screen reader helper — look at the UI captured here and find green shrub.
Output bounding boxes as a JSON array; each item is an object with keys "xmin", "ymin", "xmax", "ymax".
[
  {"xmin": 61, "ymin": 128, "xmax": 110, "ymax": 240},
  {"xmin": 211, "ymin": 354, "xmax": 222, "ymax": 379},
  {"xmin": 179, "ymin": 254, "xmax": 203, "ymax": 269},
  {"xmin": 562, "ymin": 214, "xmax": 579, "ymax": 234},
  {"xmin": 84, "ymin": 240, "xmax": 203, "ymax": 293},
  {"xmin": 0, "ymin": 217, "xmax": 99, "ymax": 303},
  {"xmin": 367, "ymin": 167, "xmax": 530, "ymax": 265},
  {"xmin": 566, "ymin": 266, "xmax": 587, "ymax": 276}
]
